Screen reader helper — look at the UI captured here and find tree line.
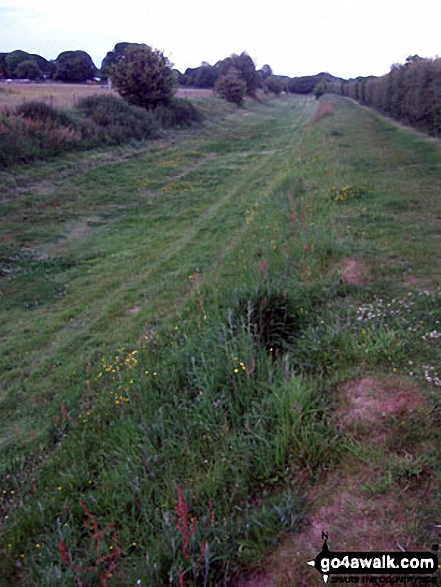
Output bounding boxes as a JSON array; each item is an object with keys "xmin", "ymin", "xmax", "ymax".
[
  {"xmin": 0, "ymin": 49, "xmax": 96, "ymax": 82},
  {"xmin": 324, "ymin": 55, "xmax": 441, "ymax": 136},
  {"xmin": 0, "ymin": 44, "xmax": 342, "ymax": 99}
]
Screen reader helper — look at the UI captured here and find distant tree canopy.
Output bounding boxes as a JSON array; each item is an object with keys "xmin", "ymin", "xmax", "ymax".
[
  {"xmin": 54, "ymin": 51, "xmax": 97, "ymax": 82},
  {"xmin": 5, "ymin": 50, "xmax": 34, "ymax": 78},
  {"xmin": 260, "ymin": 64, "xmax": 273, "ymax": 80},
  {"xmin": 16, "ymin": 60, "xmax": 42, "ymax": 80},
  {"xmin": 100, "ymin": 42, "xmax": 131, "ymax": 81},
  {"xmin": 264, "ymin": 75, "xmax": 285, "ymax": 94},
  {"xmin": 0, "ymin": 53, "xmax": 7, "ymax": 78},
  {"xmin": 178, "ymin": 63, "xmax": 220, "ymax": 88},
  {"xmin": 110, "ymin": 43, "xmax": 176, "ymax": 110},
  {"xmin": 31, "ymin": 54, "xmax": 55, "ymax": 79}
]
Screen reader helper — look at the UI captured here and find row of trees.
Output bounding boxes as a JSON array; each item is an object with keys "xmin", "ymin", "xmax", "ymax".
[
  {"xmin": 0, "ymin": 49, "xmax": 97, "ymax": 82},
  {"xmin": 324, "ymin": 56, "xmax": 441, "ymax": 136},
  {"xmin": 0, "ymin": 46, "xmax": 341, "ymax": 102},
  {"xmin": 108, "ymin": 45, "xmax": 262, "ymax": 107}
]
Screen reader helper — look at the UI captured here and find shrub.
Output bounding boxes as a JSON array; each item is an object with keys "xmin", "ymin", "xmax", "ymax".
[
  {"xmin": 0, "ymin": 109, "xmax": 82, "ymax": 167},
  {"xmin": 215, "ymin": 68, "xmax": 247, "ymax": 105},
  {"xmin": 111, "ymin": 44, "xmax": 176, "ymax": 110},
  {"xmin": 0, "ymin": 93, "xmax": 202, "ymax": 169},
  {"xmin": 16, "ymin": 101, "xmax": 76, "ymax": 127},
  {"xmin": 265, "ymin": 75, "xmax": 284, "ymax": 95},
  {"xmin": 314, "ymin": 82, "xmax": 326, "ymax": 100},
  {"xmin": 75, "ymin": 94, "xmax": 161, "ymax": 141},
  {"xmin": 152, "ymin": 98, "xmax": 203, "ymax": 129}
]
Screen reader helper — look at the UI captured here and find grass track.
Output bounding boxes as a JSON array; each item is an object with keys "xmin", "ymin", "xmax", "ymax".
[
  {"xmin": 1, "ymin": 96, "xmax": 317, "ymax": 450},
  {"xmin": 1, "ymin": 94, "xmax": 440, "ymax": 586}
]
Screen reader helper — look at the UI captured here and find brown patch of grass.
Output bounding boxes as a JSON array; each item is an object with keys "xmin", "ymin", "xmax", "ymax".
[
  {"xmin": 336, "ymin": 376, "xmax": 429, "ymax": 443},
  {"xmin": 312, "ymin": 101, "xmax": 335, "ymax": 123},
  {"xmin": 338, "ymin": 257, "xmax": 370, "ymax": 285}
]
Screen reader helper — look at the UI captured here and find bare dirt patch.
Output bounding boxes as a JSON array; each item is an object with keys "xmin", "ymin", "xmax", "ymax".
[
  {"xmin": 235, "ymin": 376, "xmax": 433, "ymax": 587},
  {"xmin": 336, "ymin": 376, "xmax": 428, "ymax": 442},
  {"xmin": 339, "ymin": 257, "xmax": 370, "ymax": 285}
]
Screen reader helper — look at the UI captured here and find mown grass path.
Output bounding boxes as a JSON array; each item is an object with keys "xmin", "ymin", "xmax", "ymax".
[
  {"xmin": 1, "ymin": 95, "xmax": 440, "ymax": 586},
  {"xmin": 0, "ymin": 96, "xmax": 317, "ymax": 451}
]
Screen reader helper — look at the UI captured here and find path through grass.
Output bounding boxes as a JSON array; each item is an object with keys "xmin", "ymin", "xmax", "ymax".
[{"xmin": 1, "ymin": 94, "xmax": 440, "ymax": 586}]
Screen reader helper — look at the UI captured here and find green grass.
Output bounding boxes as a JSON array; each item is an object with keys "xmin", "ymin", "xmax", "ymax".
[{"xmin": 1, "ymin": 94, "xmax": 440, "ymax": 585}]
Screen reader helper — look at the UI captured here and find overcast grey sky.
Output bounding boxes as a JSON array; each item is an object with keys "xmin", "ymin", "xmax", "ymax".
[{"xmin": 1, "ymin": 0, "xmax": 441, "ymax": 78}]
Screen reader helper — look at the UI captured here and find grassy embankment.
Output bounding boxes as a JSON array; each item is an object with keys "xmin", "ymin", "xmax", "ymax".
[{"xmin": 0, "ymin": 93, "xmax": 440, "ymax": 585}]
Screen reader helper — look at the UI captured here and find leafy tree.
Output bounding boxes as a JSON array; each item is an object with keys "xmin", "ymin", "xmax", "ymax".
[
  {"xmin": 100, "ymin": 42, "xmax": 131, "ymax": 81},
  {"xmin": 54, "ymin": 51, "xmax": 97, "ymax": 82},
  {"xmin": 214, "ymin": 68, "xmax": 247, "ymax": 105},
  {"xmin": 31, "ymin": 54, "xmax": 55, "ymax": 79},
  {"xmin": 5, "ymin": 50, "xmax": 34, "ymax": 78},
  {"xmin": 0, "ymin": 53, "xmax": 7, "ymax": 78},
  {"xmin": 179, "ymin": 63, "xmax": 219, "ymax": 88},
  {"xmin": 221, "ymin": 52, "xmax": 258, "ymax": 96},
  {"xmin": 314, "ymin": 81, "xmax": 326, "ymax": 99},
  {"xmin": 111, "ymin": 44, "xmax": 176, "ymax": 110},
  {"xmin": 16, "ymin": 60, "xmax": 42, "ymax": 80},
  {"xmin": 260, "ymin": 64, "xmax": 273, "ymax": 79}
]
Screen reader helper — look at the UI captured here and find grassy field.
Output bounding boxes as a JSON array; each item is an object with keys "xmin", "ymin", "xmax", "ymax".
[
  {"xmin": 1, "ymin": 93, "xmax": 440, "ymax": 586},
  {"xmin": 0, "ymin": 82, "xmax": 212, "ymax": 110}
]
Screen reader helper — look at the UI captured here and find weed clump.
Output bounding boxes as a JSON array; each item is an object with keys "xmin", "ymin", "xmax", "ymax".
[{"xmin": 231, "ymin": 285, "xmax": 312, "ymax": 355}]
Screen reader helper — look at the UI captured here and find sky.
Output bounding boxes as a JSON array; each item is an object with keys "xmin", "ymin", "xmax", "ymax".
[{"xmin": 1, "ymin": 0, "xmax": 441, "ymax": 79}]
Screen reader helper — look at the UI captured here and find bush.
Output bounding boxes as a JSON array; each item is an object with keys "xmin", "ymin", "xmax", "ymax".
[
  {"xmin": 152, "ymin": 98, "xmax": 203, "ymax": 128},
  {"xmin": 111, "ymin": 44, "xmax": 176, "ymax": 110},
  {"xmin": 215, "ymin": 68, "xmax": 247, "ymax": 105},
  {"xmin": 0, "ymin": 93, "xmax": 202, "ymax": 169},
  {"xmin": 0, "ymin": 108, "xmax": 82, "ymax": 167},
  {"xmin": 265, "ymin": 75, "xmax": 284, "ymax": 95},
  {"xmin": 75, "ymin": 94, "xmax": 161, "ymax": 141},
  {"xmin": 16, "ymin": 101, "xmax": 76, "ymax": 127}
]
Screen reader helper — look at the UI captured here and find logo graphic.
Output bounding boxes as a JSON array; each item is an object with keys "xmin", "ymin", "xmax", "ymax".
[
  {"xmin": 307, "ymin": 532, "xmax": 332, "ymax": 583},
  {"xmin": 307, "ymin": 532, "xmax": 439, "ymax": 584}
]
